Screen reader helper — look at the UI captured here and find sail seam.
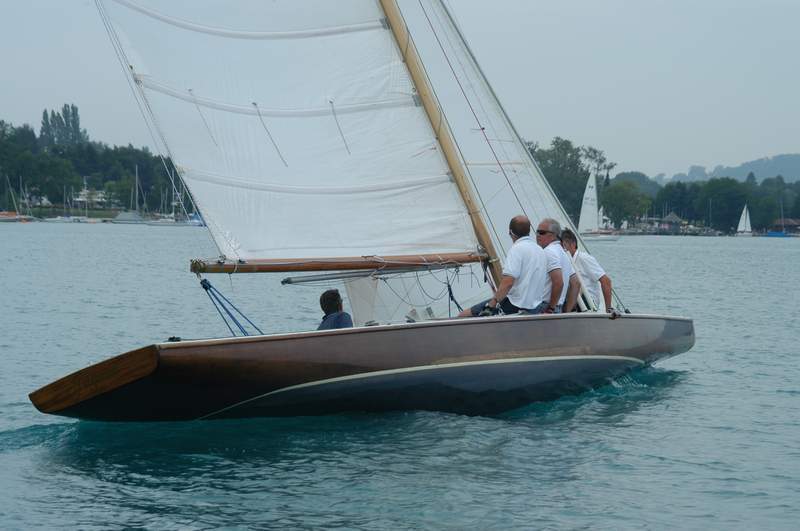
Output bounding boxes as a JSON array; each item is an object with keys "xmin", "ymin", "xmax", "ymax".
[
  {"xmin": 185, "ymin": 169, "xmax": 453, "ymax": 195},
  {"xmin": 111, "ymin": 0, "xmax": 385, "ymax": 39}
]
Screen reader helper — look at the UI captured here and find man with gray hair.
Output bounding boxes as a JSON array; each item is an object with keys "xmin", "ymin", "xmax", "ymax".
[{"xmin": 535, "ymin": 218, "xmax": 581, "ymax": 313}]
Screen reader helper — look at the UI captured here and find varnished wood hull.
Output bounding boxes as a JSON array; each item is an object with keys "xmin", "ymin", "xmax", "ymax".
[{"xmin": 29, "ymin": 313, "xmax": 694, "ymax": 421}]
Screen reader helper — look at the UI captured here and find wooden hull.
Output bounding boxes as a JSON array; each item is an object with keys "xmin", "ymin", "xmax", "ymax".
[{"xmin": 29, "ymin": 313, "xmax": 694, "ymax": 421}]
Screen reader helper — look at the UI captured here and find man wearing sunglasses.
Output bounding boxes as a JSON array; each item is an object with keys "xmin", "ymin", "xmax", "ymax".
[
  {"xmin": 459, "ymin": 215, "xmax": 551, "ymax": 317},
  {"xmin": 535, "ymin": 218, "xmax": 581, "ymax": 313}
]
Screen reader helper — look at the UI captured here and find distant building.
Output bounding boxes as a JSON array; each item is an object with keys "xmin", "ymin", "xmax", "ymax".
[
  {"xmin": 660, "ymin": 212, "xmax": 684, "ymax": 234},
  {"xmin": 771, "ymin": 218, "xmax": 800, "ymax": 235},
  {"xmin": 72, "ymin": 178, "xmax": 111, "ymax": 209}
]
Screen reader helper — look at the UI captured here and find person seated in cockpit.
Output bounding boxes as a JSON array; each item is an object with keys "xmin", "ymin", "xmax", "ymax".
[{"xmin": 317, "ymin": 289, "xmax": 354, "ymax": 330}]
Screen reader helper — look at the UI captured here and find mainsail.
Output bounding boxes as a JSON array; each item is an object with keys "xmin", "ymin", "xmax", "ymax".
[{"xmin": 97, "ymin": 0, "xmax": 585, "ymax": 324}]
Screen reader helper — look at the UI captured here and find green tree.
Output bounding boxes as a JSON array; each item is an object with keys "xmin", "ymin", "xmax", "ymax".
[
  {"xmin": 693, "ymin": 178, "xmax": 747, "ymax": 232},
  {"xmin": 613, "ymin": 171, "xmax": 661, "ymax": 198},
  {"xmin": 528, "ymin": 137, "xmax": 590, "ymax": 223},
  {"xmin": 601, "ymin": 180, "xmax": 650, "ymax": 228}
]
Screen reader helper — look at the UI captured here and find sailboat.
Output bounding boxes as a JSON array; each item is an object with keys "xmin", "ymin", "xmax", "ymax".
[
  {"xmin": 735, "ymin": 204, "xmax": 752, "ymax": 236},
  {"xmin": 766, "ymin": 199, "xmax": 792, "ymax": 237},
  {"xmin": 29, "ymin": 0, "xmax": 694, "ymax": 421},
  {"xmin": 578, "ymin": 175, "xmax": 619, "ymax": 241},
  {"xmin": 112, "ymin": 165, "xmax": 145, "ymax": 223}
]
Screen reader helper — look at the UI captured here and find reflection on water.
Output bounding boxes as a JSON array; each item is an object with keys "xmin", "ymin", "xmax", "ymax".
[{"xmin": 8, "ymin": 369, "xmax": 683, "ymax": 529}]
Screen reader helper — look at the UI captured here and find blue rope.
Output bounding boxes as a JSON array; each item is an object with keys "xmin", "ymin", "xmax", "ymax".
[
  {"xmin": 200, "ymin": 279, "xmax": 264, "ymax": 336},
  {"xmin": 203, "ymin": 286, "xmax": 236, "ymax": 336}
]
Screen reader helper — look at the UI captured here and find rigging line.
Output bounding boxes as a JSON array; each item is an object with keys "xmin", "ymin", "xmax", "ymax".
[
  {"xmin": 379, "ymin": 275, "xmax": 446, "ymax": 311},
  {"xmin": 431, "ymin": 4, "xmax": 515, "ymax": 175},
  {"xmin": 413, "ymin": 269, "xmax": 449, "ymax": 302},
  {"xmin": 434, "ymin": 4, "xmax": 562, "ymax": 248},
  {"xmin": 202, "ymin": 283, "xmax": 237, "ymax": 336},
  {"xmin": 329, "ymin": 100, "xmax": 351, "ymax": 154},
  {"xmin": 252, "ymin": 102, "xmax": 289, "ymax": 167},
  {"xmin": 394, "ymin": 13, "xmax": 506, "ymax": 259},
  {"xmin": 430, "ymin": 3, "xmax": 537, "ymax": 218},
  {"xmin": 96, "ymin": 0, "xmax": 236, "ymax": 259},
  {"xmin": 189, "ymin": 88, "xmax": 219, "ymax": 148},
  {"xmin": 97, "ymin": 0, "xmax": 190, "ymax": 223},
  {"xmin": 206, "ymin": 280, "xmax": 264, "ymax": 335},
  {"xmin": 418, "ymin": 1, "xmax": 527, "ymax": 219},
  {"xmin": 436, "ymin": 1, "xmax": 584, "ymax": 239}
]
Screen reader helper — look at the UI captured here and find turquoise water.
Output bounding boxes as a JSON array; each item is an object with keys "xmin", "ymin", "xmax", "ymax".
[{"xmin": 1, "ymin": 224, "xmax": 798, "ymax": 529}]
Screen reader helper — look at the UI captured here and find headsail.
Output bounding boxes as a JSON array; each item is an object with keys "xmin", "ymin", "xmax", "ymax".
[{"xmin": 395, "ymin": 0, "xmax": 580, "ymax": 261}]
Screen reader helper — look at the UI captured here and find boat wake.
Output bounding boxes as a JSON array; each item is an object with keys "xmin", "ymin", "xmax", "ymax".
[{"xmin": 502, "ymin": 366, "xmax": 688, "ymax": 423}]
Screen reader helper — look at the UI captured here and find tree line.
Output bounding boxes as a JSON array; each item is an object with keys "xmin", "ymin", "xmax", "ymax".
[
  {"xmin": 2, "ymin": 105, "xmax": 798, "ymax": 232},
  {"xmin": 529, "ymin": 138, "xmax": 800, "ymax": 233},
  {"xmin": 0, "ymin": 105, "xmax": 172, "ymax": 213}
]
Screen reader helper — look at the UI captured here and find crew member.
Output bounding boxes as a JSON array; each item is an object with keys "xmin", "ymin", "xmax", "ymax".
[
  {"xmin": 535, "ymin": 218, "xmax": 581, "ymax": 313},
  {"xmin": 317, "ymin": 289, "xmax": 354, "ymax": 330},
  {"xmin": 459, "ymin": 215, "xmax": 551, "ymax": 316},
  {"xmin": 560, "ymin": 229, "xmax": 614, "ymax": 312}
]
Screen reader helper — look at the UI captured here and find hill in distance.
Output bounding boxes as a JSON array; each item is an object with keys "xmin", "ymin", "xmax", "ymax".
[{"xmin": 670, "ymin": 154, "xmax": 800, "ymax": 183}]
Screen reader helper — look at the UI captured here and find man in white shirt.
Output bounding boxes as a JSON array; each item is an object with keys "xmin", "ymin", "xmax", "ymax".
[
  {"xmin": 560, "ymin": 229, "xmax": 613, "ymax": 312},
  {"xmin": 535, "ymin": 218, "xmax": 581, "ymax": 313},
  {"xmin": 459, "ymin": 215, "xmax": 553, "ymax": 316}
]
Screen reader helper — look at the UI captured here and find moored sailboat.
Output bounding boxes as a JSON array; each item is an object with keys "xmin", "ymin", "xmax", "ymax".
[
  {"xmin": 30, "ymin": 0, "xmax": 693, "ymax": 421},
  {"xmin": 578, "ymin": 175, "xmax": 619, "ymax": 241},
  {"xmin": 736, "ymin": 204, "xmax": 752, "ymax": 236}
]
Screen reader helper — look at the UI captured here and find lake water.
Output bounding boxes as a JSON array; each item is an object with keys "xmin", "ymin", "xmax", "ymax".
[{"xmin": 1, "ymin": 224, "xmax": 798, "ymax": 529}]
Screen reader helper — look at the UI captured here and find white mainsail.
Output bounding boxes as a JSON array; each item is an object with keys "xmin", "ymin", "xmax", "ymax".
[
  {"xmin": 578, "ymin": 176, "xmax": 599, "ymax": 234},
  {"xmin": 98, "ymin": 0, "xmax": 591, "ymax": 324},
  {"xmin": 737, "ymin": 204, "xmax": 752, "ymax": 234},
  {"xmin": 100, "ymin": 0, "xmax": 477, "ymax": 261}
]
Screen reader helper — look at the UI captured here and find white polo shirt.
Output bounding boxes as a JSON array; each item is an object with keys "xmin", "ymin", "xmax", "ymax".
[
  {"xmin": 573, "ymin": 250, "xmax": 607, "ymax": 309},
  {"xmin": 501, "ymin": 236, "xmax": 548, "ymax": 309},
  {"xmin": 544, "ymin": 240, "xmax": 574, "ymax": 305}
]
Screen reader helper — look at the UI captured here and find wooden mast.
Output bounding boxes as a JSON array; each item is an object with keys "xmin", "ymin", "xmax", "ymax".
[{"xmin": 378, "ymin": 0, "xmax": 502, "ymax": 287}]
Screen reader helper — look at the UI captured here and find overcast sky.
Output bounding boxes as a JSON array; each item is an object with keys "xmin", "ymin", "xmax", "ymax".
[{"xmin": 1, "ymin": 0, "xmax": 797, "ymax": 177}]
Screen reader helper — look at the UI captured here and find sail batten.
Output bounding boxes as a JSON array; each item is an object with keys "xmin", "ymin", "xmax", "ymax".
[{"xmin": 112, "ymin": 0, "xmax": 385, "ymax": 40}]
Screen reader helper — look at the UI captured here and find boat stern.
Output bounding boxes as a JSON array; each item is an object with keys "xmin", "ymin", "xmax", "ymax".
[{"xmin": 29, "ymin": 345, "xmax": 159, "ymax": 416}]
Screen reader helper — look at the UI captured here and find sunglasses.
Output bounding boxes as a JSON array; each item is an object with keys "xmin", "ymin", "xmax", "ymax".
[{"xmin": 536, "ymin": 230, "xmax": 552, "ymax": 236}]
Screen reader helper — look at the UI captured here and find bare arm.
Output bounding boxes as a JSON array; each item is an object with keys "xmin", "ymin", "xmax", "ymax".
[
  {"xmin": 563, "ymin": 274, "xmax": 581, "ymax": 313},
  {"xmin": 548, "ymin": 269, "xmax": 563, "ymax": 310},
  {"xmin": 599, "ymin": 274, "xmax": 613, "ymax": 311},
  {"xmin": 489, "ymin": 275, "xmax": 515, "ymax": 307}
]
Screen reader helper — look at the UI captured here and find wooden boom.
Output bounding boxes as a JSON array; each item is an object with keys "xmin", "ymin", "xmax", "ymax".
[{"xmin": 190, "ymin": 251, "xmax": 487, "ymax": 274}]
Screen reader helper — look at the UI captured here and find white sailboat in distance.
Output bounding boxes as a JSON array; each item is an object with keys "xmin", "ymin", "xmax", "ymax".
[
  {"xmin": 578, "ymin": 175, "xmax": 619, "ymax": 241},
  {"xmin": 736, "ymin": 204, "xmax": 752, "ymax": 236}
]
